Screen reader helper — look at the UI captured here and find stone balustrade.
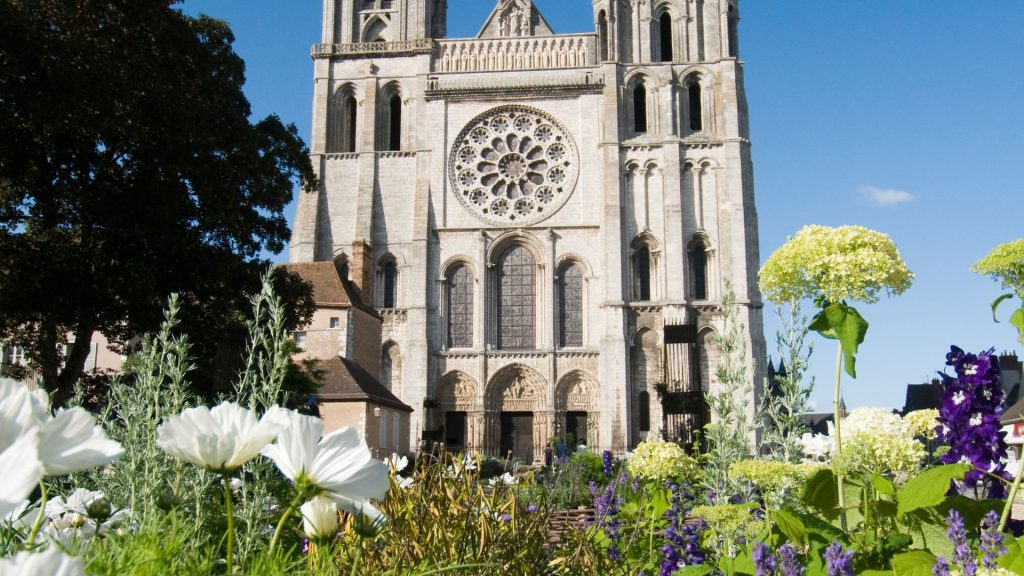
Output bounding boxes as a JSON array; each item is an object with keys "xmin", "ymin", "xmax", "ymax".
[
  {"xmin": 311, "ymin": 38, "xmax": 434, "ymax": 59},
  {"xmin": 433, "ymin": 34, "xmax": 597, "ymax": 73}
]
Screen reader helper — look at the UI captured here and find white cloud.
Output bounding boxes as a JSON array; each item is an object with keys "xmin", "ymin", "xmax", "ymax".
[{"xmin": 858, "ymin": 185, "xmax": 914, "ymax": 207}]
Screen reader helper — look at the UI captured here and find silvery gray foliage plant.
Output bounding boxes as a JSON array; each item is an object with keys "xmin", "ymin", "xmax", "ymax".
[
  {"xmin": 758, "ymin": 302, "xmax": 815, "ymax": 463},
  {"xmin": 702, "ymin": 281, "xmax": 755, "ymax": 504}
]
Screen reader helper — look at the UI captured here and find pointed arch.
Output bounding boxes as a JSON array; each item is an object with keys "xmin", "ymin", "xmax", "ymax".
[
  {"xmin": 376, "ymin": 254, "xmax": 399, "ymax": 309},
  {"xmin": 381, "ymin": 341, "xmax": 401, "ymax": 392},
  {"xmin": 378, "ymin": 81, "xmax": 407, "ymax": 152},
  {"xmin": 727, "ymin": 3, "xmax": 739, "ymax": 58},
  {"xmin": 486, "ymin": 364, "xmax": 547, "ymax": 412},
  {"xmin": 362, "ymin": 16, "xmax": 390, "ymax": 43},
  {"xmin": 631, "ymin": 232, "xmax": 660, "ymax": 301},
  {"xmin": 597, "ymin": 10, "xmax": 610, "ymax": 61},
  {"xmin": 557, "ymin": 261, "xmax": 584, "ymax": 348},
  {"xmin": 445, "ymin": 262, "xmax": 475, "ymax": 349},
  {"xmin": 655, "ymin": 8, "xmax": 674, "ymax": 62},
  {"xmin": 496, "ymin": 244, "xmax": 536, "ymax": 349},
  {"xmin": 688, "ymin": 232, "xmax": 712, "ymax": 301},
  {"xmin": 328, "ymin": 84, "xmax": 359, "ymax": 153}
]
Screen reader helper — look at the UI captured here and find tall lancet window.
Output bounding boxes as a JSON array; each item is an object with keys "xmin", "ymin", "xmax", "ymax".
[
  {"xmin": 387, "ymin": 94, "xmax": 402, "ymax": 151},
  {"xmin": 634, "ymin": 245, "xmax": 652, "ymax": 301},
  {"xmin": 598, "ymin": 11, "xmax": 609, "ymax": 61},
  {"xmin": 382, "ymin": 261, "xmax": 398, "ymax": 308},
  {"xmin": 497, "ymin": 246, "xmax": 535, "ymax": 350},
  {"xmin": 633, "ymin": 84, "xmax": 648, "ymax": 134},
  {"xmin": 559, "ymin": 264, "xmax": 584, "ymax": 348},
  {"xmin": 446, "ymin": 265, "xmax": 474, "ymax": 349},
  {"xmin": 658, "ymin": 13, "xmax": 673, "ymax": 62},
  {"xmin": 688, "ymin": 82, "xmax": 703, "ymax": 133}
]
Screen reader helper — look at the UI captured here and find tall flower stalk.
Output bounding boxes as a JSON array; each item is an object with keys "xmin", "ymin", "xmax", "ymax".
[{"xmin": 760, "ymin": 225, "xmax": 913, "ymax": 526}]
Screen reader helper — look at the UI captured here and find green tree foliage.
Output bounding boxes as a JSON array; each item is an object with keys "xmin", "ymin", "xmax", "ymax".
[{"xmin": 0, "ymin": 0, "xmax": 317, "ymax": 404}]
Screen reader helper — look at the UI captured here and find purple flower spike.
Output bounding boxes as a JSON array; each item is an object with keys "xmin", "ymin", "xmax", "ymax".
[
  {"xmin": 980, "ymin": 510, "xmax": 1008, "ymax": 569},
  {"xmin": 823, "ymin": 541, "xmax": 854, "ymax": 576},
  {"xmin": 778, "ymin": 544, "xmax": 805, "ymax": 576},
  {"xmin": 603, "ymin": 450, "xmax": 613, "ymax": 478},
  {"xmin": 933, "ymin": 556, "xmax": 950, "ymax": 576},
  {"xmin": 753, "ymin": 542, "xmax": 778, "ymax": 576},
  {"xmin": 946, "ymin": 510, "xmax": 976, "ymax": 576}
]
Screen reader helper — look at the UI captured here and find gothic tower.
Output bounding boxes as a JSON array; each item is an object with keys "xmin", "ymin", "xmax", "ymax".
[{"xmin": 291, "ymin": 0, "xmax": 766, "ymax": 458}]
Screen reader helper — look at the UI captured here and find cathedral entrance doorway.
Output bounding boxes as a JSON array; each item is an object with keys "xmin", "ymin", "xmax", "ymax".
[
  {"xmin": 565, "ymin": 411, "xmax": 588, "ymax": 447},
  {"xmin": 499, "ymin": 412, "xmax": 534, "ymax": 463},
  {"xmin": 445, "ymin": 411, "xmax": 467, "ymax": 452}
]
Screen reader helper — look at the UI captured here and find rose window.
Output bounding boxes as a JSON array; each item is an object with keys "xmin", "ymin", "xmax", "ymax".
[{"xmin": 449, "ymin": 105, "xmax": 579, "ymax": 225}]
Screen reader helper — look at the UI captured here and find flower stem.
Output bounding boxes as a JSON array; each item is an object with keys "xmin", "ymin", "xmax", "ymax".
[
  {"xmin": 26, "ymin": 480, "xmax": 48, "ymax": 546},
  {"xmin": 349, "ymin": 543, "xmax": 363, "ymax": 576},
  {"xmin": 833, "ymin": 342, "xmax": 848, "ymax": 532},
  {"xmin": 1000, "ymin": 459, "xmax": 1024, "ymax": 532},
  {"xmin": 269, "ymin": 493, "xmax": 304, "ymax": 552},
  {"xmin": 223, "ymin": 474, "xmax": 234, "ymax": 574}
]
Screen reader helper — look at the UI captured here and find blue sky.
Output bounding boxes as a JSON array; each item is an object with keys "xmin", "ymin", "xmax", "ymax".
[{"xmin": 179, "ymin": 1, "xmax": 1024, "ymax": 411}]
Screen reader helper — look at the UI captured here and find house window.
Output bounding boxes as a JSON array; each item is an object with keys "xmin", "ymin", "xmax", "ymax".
[
  {"xmin": 497, "ymin": 246, "xmax": 535, "ymax": 350},
  {"xmin": 447, "ymin": 265, "xmax": 474, "ymax": 349},
  {"xmin": 293, "ymin": 331, "xmax": 307, "ymax": 350},
  {"xmin": 559, "ymin": 265, "xmax": 584, "ymax": 348},
  {"xmin": 329, "ymin": 317, "xmax": 341, "ymax": 329}
]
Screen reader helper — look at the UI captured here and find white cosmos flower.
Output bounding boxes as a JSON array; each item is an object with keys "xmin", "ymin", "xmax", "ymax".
[
  {"xmin": 488, "ymin": 472, "xmax": 517, "ymax": 486},
  {"xmin": 38, "ymin": 408, "xmax": 123, "ymax": 475},
  {"xmin": 0, "ymin": 433, "xmax": 42, "ymax": 519},
  {"xmin": 261, "ymin": 411, "xmax": 389, "ymax": 521},
  {"xmin": 301, "ymin": 494, "xmax": 340, "ymax": 540},
  {"xmin": 156, "ymin": 402, "xmax": 290, "ymax": 474},
  {"xmin": 385, "ymin": 453, "xmax": 408, "ymax": 473},
  {"xmin": 0, "ymin": 379, "xmax": 47, "ymax": 451},
  {"xmin": 0, "ymin": 547, "xmax": 85, "ymax": 576}
]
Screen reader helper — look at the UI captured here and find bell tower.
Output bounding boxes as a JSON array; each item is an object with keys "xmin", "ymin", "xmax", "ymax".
[{"xmin": 321, "ymin": 0, "xmax": 447, "ymax": 45}]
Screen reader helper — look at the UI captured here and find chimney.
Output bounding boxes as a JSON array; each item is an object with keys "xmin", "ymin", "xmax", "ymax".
[{"xmin": 350, "ymin": 240, "xmax": 374, "ymax": 304}]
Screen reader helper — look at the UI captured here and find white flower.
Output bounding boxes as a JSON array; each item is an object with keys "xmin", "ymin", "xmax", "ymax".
[
  {"xmin": 799, "ymin": 432, "xmax": 832, "ymax": 461},
  {"xmin": 261, "ymin": 411, "xmax": 389, "ymax": 521},
  {"xmin": 488, "ymin": 472, "xmax": 517, "ymax": 486},
  {"xmin": 156, "ymin": 402, "xmax": 290, "ymax": 474},
  {"xmin": 965, "ymin": 364, "xmax": 978, "ymax": 376},
  {"xmin": 385, "ymin": 453, "xmax": 408, "ymax": 473},
  {"xmin": 0, "ymin": 433, "xmax": 42, "ymax": 519},
  {"xmin": 970, "ymin": 414, "xmax": 983, "ymax": 427},
  {"xmin": 38, "ymin": 408, "xmax": 123, "ymax": 475},
  {"xmin": 0, "ymin": 379, "xmax": 46, "ymax": 451},
  {"xmin": 0, "ymin": 548, "xmax": 85, "ymax": 576},
  {"xmin": 300, "ymin": 494, "xmax": 340, "ymax": 540},
  {"xmin": 953, "ymin": 391, "xmax": 966, "ymax": 405}
]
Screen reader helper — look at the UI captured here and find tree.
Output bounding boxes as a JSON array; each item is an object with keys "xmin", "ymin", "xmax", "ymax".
[{"xmin": 0, "ymin": 0, "xmax": 317, "ymax": 404}]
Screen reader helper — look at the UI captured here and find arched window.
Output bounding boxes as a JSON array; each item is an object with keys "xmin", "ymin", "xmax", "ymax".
[
  {"xmin": 497, "ymin": 246, "xmax": 535, "ymax": 350},
  {"xmin": 598, "ymin": 11, "xmax": 609, "ymax": 61},
  {"xmin": 381, "ymin": 342, "xmax": 401, "ymax": 391},
  {"xmin": 446, "ymin": 265, "xmax": 474, "ymax": 349},
  {"xmin": 387, "ymin": 94, "xmax": 402, "ymax": 151},
  {"xmin": 728, "ymin": 4, "xmax": 739, "ymax": 58},
  {"xmin": 382, "ymin": 261, "xmax": 398, "ymax": 308},
  {"xmin": 658, "ymin": 12, "xmax": 673, "ymax": 62},
  {"xmin": 559, "ymin": 264, "xmax": 584, "ymax": 348},
  {"xmin": 688, "ymin": 81, "xmax": 703, "ymax": 133},
  {"xmin": 633, "ymin": 83, "xmax": 647, "ymax": 134},
  {"xmin": 634, "ymin": 245, "xmax": 652, "ymax": 300},
  {"xmin": 343, "ymin": 93, "xmax": 358, "ymax": 152},
  {"xmin": 690, "ymin": 245, "xmax": 708, "ymax": 300},
  {"xmin": 638, "ymin": 391, "xmax": 651, "ymax": 432}
]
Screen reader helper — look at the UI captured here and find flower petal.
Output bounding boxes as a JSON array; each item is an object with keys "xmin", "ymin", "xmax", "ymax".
[
  {"xmin": 38, "ymin": 408, "xmax": 123, "ymax": 475},
  {"xmin": 0, "ymin": 432, "xmax": 42, "ymax": 519}
]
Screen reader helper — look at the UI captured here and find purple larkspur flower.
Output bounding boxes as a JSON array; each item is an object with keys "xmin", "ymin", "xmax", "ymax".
[
  {"xmin": 937, "ymin": 346, "xmax": 1011, "ymax": 498},
  {"xmin": 753, "ymin": 542, "xmax": 778, "ymax": 576},
  {"xmin": 823, "ymin": 541, "xmax": 854, "ymax": 576},
  {"xmin": 933, "ymin": 556, "xmax": 950, "ymax": 576},
  {"xmin": 660, "ymin": 484, "xmax": 706, "ymax": 576},
  {"xmin": 591, "ymin": 473, "xmax": 624, "ymax": 561},
  {"xmin": 526, "ymin": 503, "xmax": 538, "ymax": 513},
  {"xmin": 946, "ymin": 510, "xmax": 976, "ymax": 576},
  {"xmin": 980, "ymin": 510, "xmax": 1007, "ymax": 569},
  {"xmin": 778, "ymin": 544, "xmax": 805, "ymax": 576},
  {"xmin": 603, "ymin": 450, "xmax": 613, "ymax": 478}
]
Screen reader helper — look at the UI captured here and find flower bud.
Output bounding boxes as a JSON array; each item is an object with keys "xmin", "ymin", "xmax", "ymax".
[
  {"xmin": 157, "ymin": 490, "xmax": 183, "ymax": 512},
  {"xmin": 87, "ymin": 497, "xmax": 112, "ymax": 522}
]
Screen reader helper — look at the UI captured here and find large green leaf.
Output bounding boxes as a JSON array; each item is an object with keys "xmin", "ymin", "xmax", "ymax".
[
  {"xmin": 998, "ymin": 536, "xmax": 1024, "ymax": 575},
  {"xmin": 802, "ymin": 468, "xmax": 839, "ymax": 520},
  {"xmin": 1011, "ymin": 306, "xmax": 1024, "ymax": 344},
  {"xmin": 871, "ymin": 474, "xmax": 897, "ymax": 497},
  {"xmin": 797, "ymin": 511, "xmax": 846, "ymax": 545},
  {"xmin": 771, "ymin": 509, "xmax": 807, "ymax": 548},
  {"xmin": 809, "ymin": 303, "xmax": 869, "ymax": 378},
  {"xmin": 935, "ymin": 497, "xmax": 1003, "ymax": 528},
  {"xmin": 992, "ymin": 293, "xmax": 1016, "ymax": 322},
  {"xmin": 896, "ymin": 464, "xmax": 971, "ymax": 519},
  {"xmin": 892, "ymin": 551, "xmax": 938, "ymax": 576}
]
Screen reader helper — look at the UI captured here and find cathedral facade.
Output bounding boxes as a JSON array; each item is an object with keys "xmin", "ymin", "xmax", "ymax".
[{"xmin": 290, "ymin": 0, "xmax": 767, "ymax": 460}]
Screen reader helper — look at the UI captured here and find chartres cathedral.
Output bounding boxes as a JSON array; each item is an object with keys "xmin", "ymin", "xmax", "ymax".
[{"xmin": 290, "ymin": 0, "xmax": 766, "ymax": 461}]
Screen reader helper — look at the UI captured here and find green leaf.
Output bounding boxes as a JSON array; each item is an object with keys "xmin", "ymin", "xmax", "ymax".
[
  {"xmin": 998, "ymin": 536, "xmax": 1024, "ymax": 575},
  {"xmin": 809, "ymin": 309, "xmax": 838, "ymax": 340},
  {"xmin": 892, "ymin": 551, "xmax": 938, "ymax": 576},
  {"xmin": 935, "ymin": 497, "xmax": 1003, "ymax": 528},
  {"xmin": 802, "ymin": 469, "xmax": 839, "ymax": 520},
  {"xmin": 825, "ymin": 302, "xmax": 869, "ymax": 378},
  {"xmin": 674, "ymin": 565, "xmax": 715, "ymax": 576},
  {"xmin": 797, "ymin": 511, "xmax": 846, "ymax": 545},
  {"xmin": 993, "ymin": 293, "xmax": 1016, "ymax": 322},
  {"xmin": 896, "ymin": 464, "xmax": 971, "ymax": 519},
  {"xmin": 1011, "ymin": 306, "xmax": 1024, "ymax": 344},
  {"xmin": 771, "ymin": 509, "xmax": 807, "ymax": 548},
  {"xmin": 871, "ymin": 474, "xmax": 897, "ymax": 497}
]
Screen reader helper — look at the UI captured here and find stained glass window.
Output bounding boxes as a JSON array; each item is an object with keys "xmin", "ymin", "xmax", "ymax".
[
  {"xmin": 498, "ymin": 246, "xmax": 535, "ymax": 349},
  {"xmin": 559, "ymin": 265, "xmax": 583, "ymax": 348},
  {"xmin": 447, "ymin": 265, "xmax": 473, "ymax": 348}
]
